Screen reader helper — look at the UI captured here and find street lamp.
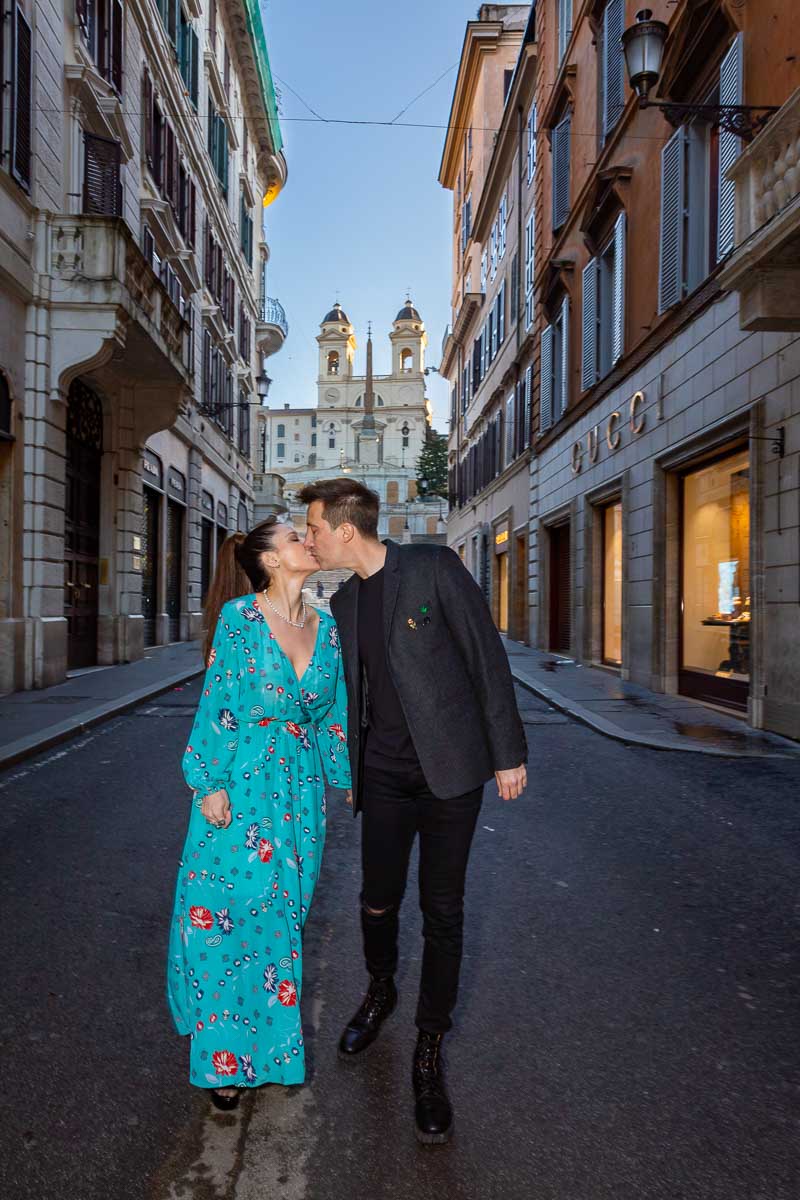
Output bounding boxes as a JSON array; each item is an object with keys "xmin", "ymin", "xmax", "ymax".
[
  {"xmin": 621, "ymin": 9, "xmax": 778, "ymax": 140},
  {"xmin": 256, "ymin": 370, "xmax": 272, "ymax": 404}
]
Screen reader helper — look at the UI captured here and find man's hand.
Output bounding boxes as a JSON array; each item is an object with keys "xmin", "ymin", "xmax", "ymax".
[
  {"xmin": 201, "ymin": 789, "xmax": 232, "ymax": 828},
  {"xmin": 345, "ymin": 790, "xmax": 353, "ymax": 807},
  {"xmin": 495, "ymin": 764, "xmax": 526, "ymax": 801}
]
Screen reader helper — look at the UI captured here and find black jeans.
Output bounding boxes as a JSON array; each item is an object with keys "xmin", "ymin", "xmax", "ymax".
[{"xmin": 360, "ymin": 760, "xmax": 483, "ymax": 1034}]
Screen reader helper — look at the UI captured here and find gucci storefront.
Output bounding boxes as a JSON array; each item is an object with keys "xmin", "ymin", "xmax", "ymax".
[{"xmin": 532, "ymin": 292, "xmax": 799, "ymax": 738}]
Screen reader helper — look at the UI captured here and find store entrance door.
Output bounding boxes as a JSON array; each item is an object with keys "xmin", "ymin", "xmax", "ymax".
[{"xmin": 549, "ymin": 522, "xmax": 571, "ymax": 654}]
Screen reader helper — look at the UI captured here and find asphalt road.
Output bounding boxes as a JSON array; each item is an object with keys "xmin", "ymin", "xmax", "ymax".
[{"xmin": 1, "ymin": 681, "xmax": 799, "ymax": 1200}]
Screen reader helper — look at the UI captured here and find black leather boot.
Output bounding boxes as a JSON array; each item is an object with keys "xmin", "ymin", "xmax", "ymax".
[
  {"xmin": 413, "ymin": 1031, "xmax": 453, "ymax": 1144},
  {"xmin": 338, "ymin": 976, "xmax": 397, "ymax": 1058}
]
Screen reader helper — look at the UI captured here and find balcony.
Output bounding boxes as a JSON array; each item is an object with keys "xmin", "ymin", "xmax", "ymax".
[
  {"xmin": 47, "ymin": 214, "xmax": 192, "ymax": 439},
  {"xmin": 256, "ymin": 295, "xmax": 288, "ymax": 357},
  {"xmin": 253, "ymin": 470, "xmax": 288, "ymax": 522},
  {"xmin": 719, "ymin": 87, "xmax": 800, "ymax": 331}
]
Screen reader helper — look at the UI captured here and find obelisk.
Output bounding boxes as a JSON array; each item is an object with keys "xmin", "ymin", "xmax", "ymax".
[{"xmin": 358, "ymin": 323, "xmax": 380, "ymax": 465}]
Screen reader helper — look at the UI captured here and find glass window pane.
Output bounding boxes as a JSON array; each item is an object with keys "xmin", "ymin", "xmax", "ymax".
[
  {"xmin": 682, "ymin": 451, "xmax": 750, "ymax": 682},
  {"xmin": 603, "ymin": 501, "xmax": 622, "ymax": 665}
]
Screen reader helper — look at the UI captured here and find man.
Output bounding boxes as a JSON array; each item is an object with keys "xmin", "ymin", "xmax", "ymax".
[{"xmin": 299, "ymin": 478, "xmax": 527, "ymax": 1144}]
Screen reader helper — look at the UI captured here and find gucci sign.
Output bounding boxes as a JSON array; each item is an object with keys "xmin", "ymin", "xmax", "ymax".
[{"xmin": 571, "ymin": 391, "xmax": 646, "ymax": 474}]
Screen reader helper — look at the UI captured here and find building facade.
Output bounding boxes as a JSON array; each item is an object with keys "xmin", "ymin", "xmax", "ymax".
[
  {"xmin": 0, "ymin": 0, "xmax": 287, "ymax": 693},
  {"xmin": 439, "ymin": 4, "xmax": 536, "ymax": 642},
  {"xmin": 254, "ymin": 302, "xmax": 446, "ymax": 542},
  {"xmin": 524, "ymin": 0, "xmax": 800, "ymax": 737}
]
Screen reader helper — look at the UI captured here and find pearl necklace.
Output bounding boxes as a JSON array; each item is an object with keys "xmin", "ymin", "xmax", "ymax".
[{"xmin": 263, "ymin": 589, "xmax": 307, "ymax": 629}]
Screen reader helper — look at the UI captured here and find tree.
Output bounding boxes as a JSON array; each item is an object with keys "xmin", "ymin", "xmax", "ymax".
[{"xmin": 416, "ymin": 430, "xmax": 448, "ymax": 499}]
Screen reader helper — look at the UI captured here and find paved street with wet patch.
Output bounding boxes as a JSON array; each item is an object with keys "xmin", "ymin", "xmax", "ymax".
[{"xmin": 2, "ymin": 682, "xmax": 799, "ymax": 1200}]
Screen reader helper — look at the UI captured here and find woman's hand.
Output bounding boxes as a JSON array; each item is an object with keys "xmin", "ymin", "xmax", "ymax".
[
  {"xmin": 201, "ymin": 789, "xmax": 232, "ymax": 829},
  {"xmin": 345, "ymin": 790, "xmax": 353, "ymax": 807}
]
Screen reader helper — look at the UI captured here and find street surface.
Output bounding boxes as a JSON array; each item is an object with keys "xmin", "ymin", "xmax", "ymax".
[{"xmin": 1, "ymin": 682, "xmax": 799, "ymax": 1200}]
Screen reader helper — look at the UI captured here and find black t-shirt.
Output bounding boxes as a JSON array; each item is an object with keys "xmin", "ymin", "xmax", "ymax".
[{"xmin": 358, "ymin": 567, "xmax": 419, "ymax": 770}]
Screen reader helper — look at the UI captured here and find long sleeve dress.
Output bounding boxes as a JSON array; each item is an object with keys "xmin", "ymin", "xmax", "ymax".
[{"xmin": 167, "ymin": 596, "xmax": 351, "ymax": 1090}]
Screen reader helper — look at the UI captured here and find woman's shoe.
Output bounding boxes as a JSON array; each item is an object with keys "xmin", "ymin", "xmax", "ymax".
[{"xmin": 210, "ymin": 1088, "xmax": 240, "ymax": 1111}]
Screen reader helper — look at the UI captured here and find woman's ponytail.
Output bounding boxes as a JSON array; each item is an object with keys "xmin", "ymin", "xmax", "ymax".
[{"xmin": 201, "ymin": 517, "xmax": 280, "ymax": 664}]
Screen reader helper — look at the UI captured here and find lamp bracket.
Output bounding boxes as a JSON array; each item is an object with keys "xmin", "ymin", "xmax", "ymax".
[
  {"xmin": 750, "ymin": 426, "xmax": 785, "ymax": 458},
  {"xmin": 644, "ymin": 99, "xmax": 780, "ymax": 142}
]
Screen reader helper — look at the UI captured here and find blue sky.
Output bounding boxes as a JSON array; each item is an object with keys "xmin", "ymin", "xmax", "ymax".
[{"xmin": 260, "ymin": 0, "xmax": 479, "ymax": 431}]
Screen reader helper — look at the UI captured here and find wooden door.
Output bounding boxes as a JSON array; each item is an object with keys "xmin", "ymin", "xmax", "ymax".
[
  {"xmin": 65, "ymin": 381, "xmax": 102, "ymax": 670},
  {"xmin": 166, "ymin": 500, "xmax": 184, "ymax": 642},
  {"xmin": 141, "ymin": 486, "xmax": 160, "ymax": 647}
]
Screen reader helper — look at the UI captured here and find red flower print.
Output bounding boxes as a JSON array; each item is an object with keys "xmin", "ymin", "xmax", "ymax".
[
  {"xmin": 328, "ymin": 723, "xmax": 347, "ymax": 742},
  {"xmin": 291, "ymin": 950, "xmax": 299, "ymax": 960},
  {"xmin": 212, "ymin": 1049, "xmax": 238, "ymax": 1077},
  {"xmin": 286, "ymin": 722, "xmax": 302, "ymax": 738},
  {"xmin": 196, "ymin": 1021, "xmax": 204, "ymax": 1031},
  {"xmin": 258, "ymin": 839, "xmax": 274, "ymax": 863},
  {"xmin": 277, "ymin": 687, "xmax": 285, "ymax": 695},
  {"xmin": 258, "ymin": 719, "xmax": 271, "ymax": 726},
  {"xmin": 187, "ymin": 745, "xmax": 193, "ymax": 753},
  {"xmin": 189, "ymin": 906, "xmax": 213, "ymax": 930},
  {"xmin": 278, "ymin": 980, "xmax": 297, "ymax": 1007},
  {"xmin": 209, "ymin": 1013, "xmax": 218, "ymax": 1023},
  {"xmin": 188, "ymin": 871, "xmax": 196, "ymax": 880}
]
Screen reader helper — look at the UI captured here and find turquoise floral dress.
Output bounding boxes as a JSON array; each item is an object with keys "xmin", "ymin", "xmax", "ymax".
[{"xmin": 167, "ymin": 595, "xmax": 350, "ymax": 1090}]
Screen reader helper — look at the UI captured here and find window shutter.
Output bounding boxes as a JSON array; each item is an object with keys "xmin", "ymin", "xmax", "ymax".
[
  {"xmin": 602, "ymin": 0, "xmax": 625, "ymax": 141},
  {"xmin": 498, "ymin": 282, "xmax": 505, "ymax": 345},
  {"xmin": 143, "ymin": 71, "xmax": 154, "ymax": 165},
  {"xmin": 581, "ymin": 257, "xmax": 599, "ymax": 391},
  {"xmin": 111, "ymin": 0, "xmax": 124, "ymax": 95},
  {"xmin": 191, "ymin": 26, "xmax": 199, "ymax": 106},
  {"xmin": 717, "ymin": 34, "xmax": 744, "ymax": 261},
  {"xmin": 540, "ymin": 325, "xmax": 554, "ymax": 431},
  {"xmin": 560, "ymin": 295, "xmax": 570, "ymax": 414},
  {"xmin": 558, "ymin": 0, "xmax": 573, "ymax": 62},
  {"xmin": 524, "ymin": 365, "xmax": 532, "ymax": 447},
  {"xmin": 510, "ymin": 253, "xmax": 518, "ymax": 325},
  {"xmin": 11, "ymin": 6, "xmax": 32, "ymax": 190},
  {"xmin": 552, "ymin": 113, "xmax": 571, "ymax": 230},
  {"xmin": 189, "ymin": 180, "xmax": 196, "ymax": 247},
  {"xmin": 611, "ymin": 210, "xmax": 626, "ymax": 365},
  {"xmin": 505, "ymin": 392, "xmax": 515, "ymax": 465},
  {"xmin": 472, "ymin": 337, "xmax": 481, "ymax": 391},
  {"xmin": 659, "ymin": 126, "xmax": 686, "ymax": 313},
  {"xmin": 83, "ymin": 132, "xmax": 122, "ymax": 216},
  {"xmin": 526, "ymin": 103, "xmax": 537, "ymax": 182}
]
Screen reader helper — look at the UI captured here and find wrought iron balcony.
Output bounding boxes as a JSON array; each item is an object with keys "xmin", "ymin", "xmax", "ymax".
[{"xmin": 256, "ymin": 295, "xmax": 288, "ymax": 357}]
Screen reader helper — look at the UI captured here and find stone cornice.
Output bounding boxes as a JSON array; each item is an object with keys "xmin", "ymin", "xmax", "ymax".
[{"xmin": 438, "ymin": 20, "xmax": 505, "ymax": 187}]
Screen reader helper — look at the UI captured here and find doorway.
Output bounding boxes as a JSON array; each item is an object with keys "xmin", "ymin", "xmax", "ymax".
[
  {"xmin": 65, "ymin": 381, "xmax": 102, "ymax": 669},
  {"xmin": 166, "ymin": 500, "xmax": 184, "ymax": 642},
  {"xmin": 602, "ymin": 501, "xmax": 623, "ymax": 666},
  {"xmin": 141, "ymin": 486, "xmax": 160, "ymax": 647},
  {"xmin": 513, "ymin": 532, "xmax": 528, "ymax": 643},
  {"xmin": 497, "ymin": 550, "xmax": 509, "ymax": 633},
  {"xmin": 549, "ymin": 522, "xmax": 571, "ymax": 654}
]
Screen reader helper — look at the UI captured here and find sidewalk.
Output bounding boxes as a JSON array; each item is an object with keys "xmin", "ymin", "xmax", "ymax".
[
  {"xmin": 0, "ymin": 640, "xmax": 205, "ymax": 770},
  {"xmin": 504, "ymin": 639, "xmax": 800, "ymax": 759}
]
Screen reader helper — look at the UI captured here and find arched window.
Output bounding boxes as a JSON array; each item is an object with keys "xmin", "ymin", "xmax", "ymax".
[
  {"xmin": 377, "ymin": 395, "xmax": 384, "ymax": 406},
  {"xmin": 0, "ymin": 371, "xmax": 11, "ymax": 437},
  {"xmin": 386, "ymin": 480, "xmax": 399, "ymax": 503},
  {"xmin": 355, "ymin": 394, "xmax": 362, "ymax": 407},
  {"xmin": 276, "ymin": 423, "xmax": 285, "ymax": 438},
  {"xmin": 401, "ymin": 422, "xmax": 410, "ymax": 449},
  {"xmin": 327, "ymin": 350, "xmax": 340, "ymax": 376},
  {"xmin": 399, "ymin": 348, "xmax": 413, "ymax": 373}
]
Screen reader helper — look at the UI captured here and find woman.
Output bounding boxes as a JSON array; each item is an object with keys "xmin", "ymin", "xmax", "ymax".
[{"xmin": 167, "ymin": 517, "xmax": 350, "ymax": 1109}]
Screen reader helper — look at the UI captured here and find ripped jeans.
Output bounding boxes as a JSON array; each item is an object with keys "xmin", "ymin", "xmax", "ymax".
[{"xmin": 360, "ymin": 760, "xmax": 483, "ymax": 1034}]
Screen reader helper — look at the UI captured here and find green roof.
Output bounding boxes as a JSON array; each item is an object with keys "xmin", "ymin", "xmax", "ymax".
[{"xmin": 242, "ymin": 0, "xmax": 284, "ymax": 154}]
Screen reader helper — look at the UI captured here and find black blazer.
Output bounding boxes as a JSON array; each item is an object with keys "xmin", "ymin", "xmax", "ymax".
[{"xmin": 330, "ymin": 539, "xmax": 527, "ymax": 814}]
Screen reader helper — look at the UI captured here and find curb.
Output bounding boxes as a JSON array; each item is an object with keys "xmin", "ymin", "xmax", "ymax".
[
  {"xmin": 510, "ymin": 669, "xmax": 799, "ymax": 759},
  {"xmin": 0, "ymin": 665, "xmax": 204, "ymax": 772}
]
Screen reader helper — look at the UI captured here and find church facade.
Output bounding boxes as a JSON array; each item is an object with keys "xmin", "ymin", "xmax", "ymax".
[{"xmin": 254, "ymin": 303, "xmax": 446, "ymax": 542}]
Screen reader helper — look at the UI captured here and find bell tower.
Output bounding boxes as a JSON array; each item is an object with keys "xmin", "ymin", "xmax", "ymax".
[
  {"xmin": 390, "ymin": 298, "xmax": 427, "ymax": 377},
  {"xmin": 317, "ymin": 302, "xmax": 356, "ymax": 388}
]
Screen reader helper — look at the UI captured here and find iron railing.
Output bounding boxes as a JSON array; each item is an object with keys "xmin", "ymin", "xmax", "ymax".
[{"xmin": 258, "ymin": 295, "xmax": 288, "ymax": 336}]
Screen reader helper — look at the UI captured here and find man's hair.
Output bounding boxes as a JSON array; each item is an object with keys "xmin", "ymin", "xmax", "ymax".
[{"xmin": 297, "ymin": 477, "xmax": 380, "ymax": 538}]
